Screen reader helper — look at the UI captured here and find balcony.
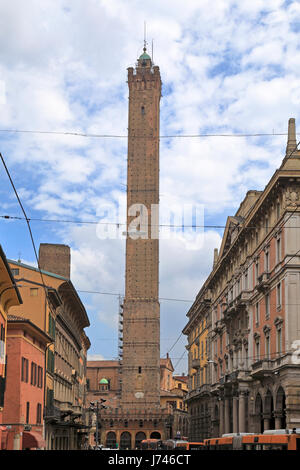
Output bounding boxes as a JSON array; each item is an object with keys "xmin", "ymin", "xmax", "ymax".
[
  {"xmin": 257, "ymin": 272, "xmax": 270, "ymax": 293},
  {"xmin": 191, "ymin": 358, "xmax": 200, "ymax": 370},
  {"xmin": 72, "ymin": 405, "xmax": 82, "ymax": 416},
  {"xmin": 251, "ymin": 359, "xmax": 273, "ymax": 378},
  {"xmin": 60, "ymin": 401, "xmax": 73, "ymax": 414},
  {"xmin": 235, "ymin": 290, "xmax": 252, "ymax": 307},
  {"xmin": 44, "ymin": 405, "xmax": 61, "ymax": 421}
]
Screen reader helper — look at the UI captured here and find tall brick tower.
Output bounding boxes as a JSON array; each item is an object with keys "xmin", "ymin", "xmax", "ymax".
[{"xmin": 121, "ymin": 47, "xmax": 161, "ymax": 411}]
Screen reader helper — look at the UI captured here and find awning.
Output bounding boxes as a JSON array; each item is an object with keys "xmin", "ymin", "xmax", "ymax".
[
  {"xmin": 22, "ymin": 431, "xmax": 46, "ymax": 449},
  {"xmin": 0, "ymin": 426, "xmax": 7, "ymax": 431}
]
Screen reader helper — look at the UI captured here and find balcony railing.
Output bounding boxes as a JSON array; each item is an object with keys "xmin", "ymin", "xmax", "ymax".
[
  {"xmin": 251, "ymin": 359, "xmax": 273, "ymax": 377},
  {"xmin": 257, "ymin": 272, "xmax": 270, "ymax": 292}
]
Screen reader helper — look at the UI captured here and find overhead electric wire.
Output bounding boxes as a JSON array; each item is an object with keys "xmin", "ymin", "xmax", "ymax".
[
  {"xmin": 0, "ymin": 128, "xmax": 291, "ymax": 139},
  {"xmin": 2, "ymin": 214, "xmax": 300, "ymax": 231},
  {"xmin": 0, "ymin": 151, "xmax": 72, "ymax": 361}
]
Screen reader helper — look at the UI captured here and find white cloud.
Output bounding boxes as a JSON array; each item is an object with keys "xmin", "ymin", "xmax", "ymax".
[{"xmin": 1, "ymin": 0, "xmax": 300, "ymax": 372}]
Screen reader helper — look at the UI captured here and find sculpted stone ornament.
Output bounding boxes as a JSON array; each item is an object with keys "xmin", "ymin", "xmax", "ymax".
[{"xmin": 284, "ymin": 186, "xmax": 299, "ymax": 208}]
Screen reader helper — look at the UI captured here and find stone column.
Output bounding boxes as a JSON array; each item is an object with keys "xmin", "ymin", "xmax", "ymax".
[
  {"xmin": 219, "ymin": 400, "xmax": 224, "ymax": 436},
  {"xmin": 224, "ymin": 397, "xmax": 230, "ymax": 434},
  {"xmin": 263, "ymin": 414, "xmax": 271, "ymax": 431},
  {"xmin": 238, "ymin": 392, "xmax": 246, "ymax": 433},
  {"xmin": 233, "ymin": 397, "xmax": 238, "ymax": 433},
  {"xmin": 275, "ymin": 417, "xmax": 282, "ymax": 429}
]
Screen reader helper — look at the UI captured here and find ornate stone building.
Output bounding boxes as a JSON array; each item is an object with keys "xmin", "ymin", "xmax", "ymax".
[{"xmin": 184, "ymin": 118, "xmax": 300, "ymax": 438}]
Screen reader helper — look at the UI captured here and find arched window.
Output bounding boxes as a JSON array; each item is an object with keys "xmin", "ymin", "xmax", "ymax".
[
  {"xmin": 120, "ymin": 432, "xmax": 131, "ymax": 450},
  {"xmin": 135, "ymin": 432, "xmax": 146, "ymax": 449},
  {"xmin": 106, "ymin": 432, "xmax": 117, "ymax": 449}
]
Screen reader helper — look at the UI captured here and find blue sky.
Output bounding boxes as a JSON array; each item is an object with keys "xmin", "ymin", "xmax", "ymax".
[{"xmin": 0, "ymin": 0, "xmax": 300, "ymax": 373}]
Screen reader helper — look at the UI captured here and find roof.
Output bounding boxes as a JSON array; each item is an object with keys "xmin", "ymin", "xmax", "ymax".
[
  {"xmin": 0, "ymin": 246, "xmax": 23, "ymax": 306},
  {"xmin": 139, "ymin": 51, "xmax": 151, "ymax": 61},
  {"xmin": 7, "ymin": 258, "xmax": 90, "ymax": 329},
  {"xmin": 7, "ymin": 258, "xmax": 68, "ymax": 281},
  {"xmin": 87, "ymin": 360, "xmax": 119, "ymax": 368},
  {"xmin": 7, "ymin": 315, "xmax": 52, "ymax": 344},
  {"xmin": 99, "ymin": 378, "xmax": 109, "ymax": 384}
]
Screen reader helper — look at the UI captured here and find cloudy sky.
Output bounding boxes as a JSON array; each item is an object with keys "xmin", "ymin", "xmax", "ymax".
[{"xmin": 0, "ymin": 0, "xmax": 300, "ymax": 374}]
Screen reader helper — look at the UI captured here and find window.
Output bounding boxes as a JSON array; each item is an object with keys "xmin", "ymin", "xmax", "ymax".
[
  {"xmin": 36, "ymin": 403, "xmax": 42, "ymax": 424},
  {"xmin": 256, "ymin": 340, "xmax": 260, "ymax": 361},
  {"xmin": 245, "ymin": 348, "xmax": 248, "ymax": 369},
  {"xmin": 277, "ymin": 283, "xmax": 282, "ymax": 308},
  {"xmin": 265, "ymin": 294, "xmax": 270, "ymax": 319},
  {"xmin": 30, "ymin": 288, "xmax": 38, "ymax": 297},
  {"xmin": 255, "ymin": 303, "xmax": 260, "ymax": 326},
  {"xmin": 138, "ymin": 366, "xmax": 142, "ymax": 374},
  {"xmin": 277, "ymin": 328, "xmax": 282, "ymax": 354},
  {"xmin": 37, "ymin": 366, "xmax": 43, "ymax": 388},
  {"xmin": 26, "ymin": 402, "xmax": 30, "ymax": 424},
  {"xmin": 255, "ymin": 261, "xmax": 259, "ymax": 284},
  {"xmin": 265, "ymin": 335, "xmax": 270, "ymax": 359},
  {"xmin": 21, "ymin": 357, "xmax": 29, "ymax": 383},
  {"xmin": 245, "ymin": 271, "xmax": 248, "ymax": 290},
  {"xmin": 11, "ymin": 268, "xmax": 19, "ymax": 276},
  {"xmin": 48, "ymin": 314, "xmax": 55, "ymax": 339},
  {"xmin": 31, "ymin": 362, "xmax": 37, "ymax": 386},
  {"xmin": 47, "ymin": 350, "xmax": 54, "ymax": 373},
  {"xmin": 265, "ymin": 251, "xmax": 269, "ymax": 272},
  {"xmin": 276, "ymin": 238, "xmax": 281, "ymax": 263}
]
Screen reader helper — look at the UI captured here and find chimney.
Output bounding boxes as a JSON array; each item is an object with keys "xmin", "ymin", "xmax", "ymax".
[
  {"xmin": 38, "ymin": 243, "xmax": 71, "ymax": 279},
  {"xmin": 213, "ymin": 248, "xmax": 218, "ymax": 269},
  {"xmin": 286, "ymin": 118, "xmax": 297, "ymax": 157}
]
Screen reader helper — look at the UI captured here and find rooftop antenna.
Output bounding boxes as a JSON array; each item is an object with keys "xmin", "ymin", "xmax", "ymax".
[
  {"xmin": 144, "ymin": 21, "xmax": 147, "ymax": 52},
  {"xmin": 152, "ymin": 39, "xmax": 154, "ymax": 63},
  {"xmin": 17, "ymin": 251, "xmax": 21, "ymax": 263}
]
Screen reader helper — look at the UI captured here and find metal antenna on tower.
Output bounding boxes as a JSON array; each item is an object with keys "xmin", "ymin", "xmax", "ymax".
[
  {"xmin": 144, "ymin": 21, "xmax": 147, "ymax": 51},
  {"xmin": 152, "ymin": 39, "xmax": 154, "ymax": 63}
]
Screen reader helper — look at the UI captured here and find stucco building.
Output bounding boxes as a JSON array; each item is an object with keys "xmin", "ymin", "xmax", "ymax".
[
  {"xmin": 2, "ymin": 315, "xmax": 51, "ymax": 450},
  {"xmin": 0, "ymin": 245, "xmax": 22, "ymax": 449},
  {"xmin": 184, "ymin": 118, "xmax": 300, "ymax": 439},
  {"xmin": 8, "ymin": 243, "xmax": 90, "ymax": 449}
]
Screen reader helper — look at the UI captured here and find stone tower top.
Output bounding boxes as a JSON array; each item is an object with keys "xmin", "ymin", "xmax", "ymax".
[{"xmin": 286, "ymin": 117, "xmax": 297, "ymax": 157}]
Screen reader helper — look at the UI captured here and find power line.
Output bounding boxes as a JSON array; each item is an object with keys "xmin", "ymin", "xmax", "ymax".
[
  {"xmin": 0, "ymin": 128, "xmax": 291, "ymax": 139},
  {"xmin": 0, "ymin": 151, "xmax": 72, "ymax": 362},
  {"xmin": 2, "ymin": 213, "xmax": 300, "ymax": 230}
]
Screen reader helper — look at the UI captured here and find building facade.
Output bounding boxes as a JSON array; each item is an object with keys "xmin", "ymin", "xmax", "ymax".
[
  {"xmin": 0, "ymin": 245, "xmax": 22, "ymax": 449},
  {"xmin": 2, "ymin": 316, "xmax": 51, "ymax": 450},
  {"xmin": 86, "ymin": 357, "xmax": 188, "ymax": 448},
  {"xmin": 184, "ymin": 118, "xmax": 300, "ymax": 439},
  {"xmin": 8, "ymin": 243, "xmax": 90, "ymax": 449}
]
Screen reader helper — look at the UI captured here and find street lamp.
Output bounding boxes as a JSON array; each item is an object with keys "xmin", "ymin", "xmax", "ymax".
[{"xmin": 89, "ymin": 399, "xmax": 108, "ymax": 448}]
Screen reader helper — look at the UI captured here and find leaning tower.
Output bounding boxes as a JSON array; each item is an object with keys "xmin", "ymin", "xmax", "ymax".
[{"xmin": 121, "ymin": 47, "xmax": 161, "ymax": 411}]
